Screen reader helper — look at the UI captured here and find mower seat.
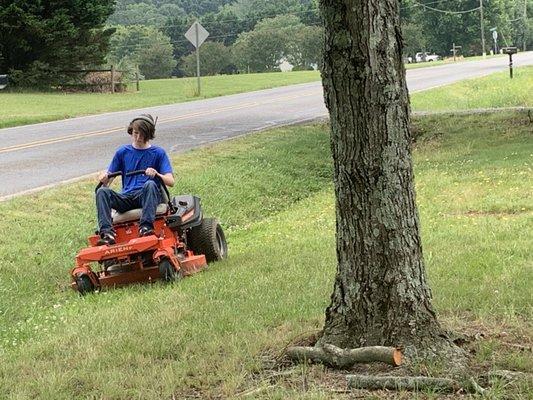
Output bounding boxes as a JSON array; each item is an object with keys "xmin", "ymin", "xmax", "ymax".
[
  {"xmin": 111, "ymin": 184, "xmax": 170, "ymax": 224},
  {"xmin": 112, "ymin": 204, "xmax": 168, "ymax": 224}
]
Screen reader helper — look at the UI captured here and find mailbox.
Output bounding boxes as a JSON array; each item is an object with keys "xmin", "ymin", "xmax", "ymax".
[
  {"xmin": 503, "ymin": 47, "xmax": 517, "ymax": 55},
  {"xmin": 0, "ymin": 75, "xmax": 7, "ymax": 90}
]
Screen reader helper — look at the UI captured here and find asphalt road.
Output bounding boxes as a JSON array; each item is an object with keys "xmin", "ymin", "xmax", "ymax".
[{"xmin": 1, "ymin": 52, "xmax": 532, "ymax": 199}]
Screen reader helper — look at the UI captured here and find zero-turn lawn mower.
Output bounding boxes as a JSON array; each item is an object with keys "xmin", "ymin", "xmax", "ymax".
[{"xmin": 70, "ymin": 170, "xmax": 227, "ymax": 295}]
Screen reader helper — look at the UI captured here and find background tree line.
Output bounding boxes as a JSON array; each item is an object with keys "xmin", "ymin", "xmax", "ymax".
[
  {"xmin": 0, "ymin": 0, "xmax": 531, "ymax": 87},
  {"xmin": 401, "ymin": 0, "xmax": 531, "ymax": 57}
]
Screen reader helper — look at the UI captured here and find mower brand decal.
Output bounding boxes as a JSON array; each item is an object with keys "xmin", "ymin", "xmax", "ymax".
[{"xmin": 104, "ymin": 245, "xmax": 134, "ymax": 256}]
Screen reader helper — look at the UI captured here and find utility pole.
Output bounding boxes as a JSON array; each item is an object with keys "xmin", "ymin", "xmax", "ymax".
[
  {"xmin": 451, "ymin": 43, "xmax": 462, "ymax": 61},
  {"xmin": 480, "ymin": 0, "xmax": 486, "ymax": 56},
  {"xmin": 452, "ymin": 42, "xmax": 457, "ymax": 61},
  {"xmin": 524, "ymin": 0, "xmax": 528, "ymax": 52}
]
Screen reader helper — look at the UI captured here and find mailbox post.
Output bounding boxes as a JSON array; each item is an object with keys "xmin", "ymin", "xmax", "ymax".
[{"xmin": 503, "ymin": 47, "xmax": 517, "ymax": 78}]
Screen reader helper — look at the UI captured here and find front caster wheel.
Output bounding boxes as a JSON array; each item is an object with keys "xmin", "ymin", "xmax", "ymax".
[
  {"xmin": 76, "ymin": 274, "xmax": 95, "ymax": 295},
  {"xmin": 158, "ymin": 259, "xmax": 182, "ymax": 282}
]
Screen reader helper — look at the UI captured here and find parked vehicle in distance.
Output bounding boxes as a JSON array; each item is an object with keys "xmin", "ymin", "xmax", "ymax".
[{"xmin": 415, "ymin": 52, "xmax": 440, "ymax": 62}]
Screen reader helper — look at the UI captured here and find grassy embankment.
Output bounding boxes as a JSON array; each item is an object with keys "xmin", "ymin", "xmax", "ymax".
[
  {"xmin": 0, "ymin": 68, "xmax": 532, "ymax": 398},
  {"xmin": 411, "ymin": 65, "xmax": 532, "ymax": 111}
]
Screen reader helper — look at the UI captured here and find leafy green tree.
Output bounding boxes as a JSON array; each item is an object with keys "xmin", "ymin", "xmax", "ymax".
[
  {"xmin": 138, "ymin": 40, "xmax": 177, "ymax": 78},
  {"xmin": 107, "ymin": 2, "xmax": 187, "ymax": 27},
  {"xmin": 110, "ymin": 0, "xmax": 235, "ymax": 18},
  {"xmin": 200, "ymin": 9, "xmax": 247, "ymax": 46},
  {"xmin": 0, "ymin": 0, "xmax": 115, "ymax": 87},
  {"xmin": 225, "ymin": 0, "xmax": 304, "ymax": 29},
  {"xmin": 180, "ymin": 41, "xmax": 234, "ymax": 76},
  {"xmin": 107, "ymin": 25, "xmax": 176, "ymax": 78},
  {"xmin": 233, "ymin": 14, "xmax": 303, "ymax": 72},
  {"xmin": 163, "ymin": 15, "xmax": 196, "ymax": 76},
  {"xmin": 401, "ymin": 22, "xmax": 427, "ymax": 57},
  {"xmin": 419, "ymin": 1, "xmax": 480, "ymax": 55},
  {"xmin": 287, "ymin": 25, "xmax": 323, "ymax": 69},
  {"xmin": 107, "ymin": 3, "xmax": 163, "ymax": 26}
]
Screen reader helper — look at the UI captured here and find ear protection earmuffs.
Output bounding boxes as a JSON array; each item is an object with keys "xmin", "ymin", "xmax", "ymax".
[{"xmin": 130, "ymin": 114, "xmax": 158, "ymax": 127}]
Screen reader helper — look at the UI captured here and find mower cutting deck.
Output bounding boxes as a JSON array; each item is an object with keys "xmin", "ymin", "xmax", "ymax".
[{"xmin": 71, "ymin": 171, "xmax": 227, "ymax": 294}]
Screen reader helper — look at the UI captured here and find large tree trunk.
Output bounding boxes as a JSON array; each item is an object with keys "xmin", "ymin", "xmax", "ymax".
[{"xmin": 318, "ymin": 0, "xmax": 458, "ymax": 358}]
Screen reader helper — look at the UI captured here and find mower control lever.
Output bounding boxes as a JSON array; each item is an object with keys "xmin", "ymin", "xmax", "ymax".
[
  {"xmin": 95, "ymin": 171, "xmax": 123, "ymax": 192},
  {"xmin": 125, "ymin": 169, "xmax": 146, "ymax": 177}
]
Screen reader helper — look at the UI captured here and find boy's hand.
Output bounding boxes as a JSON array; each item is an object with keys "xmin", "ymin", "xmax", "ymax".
[
  {"xmin": 98, "ymin": 170, "xmax": 110, "ymax": 185},
  {"xmin": 145, "ymin": 167, "xmax": 158, "ymax": 178}
]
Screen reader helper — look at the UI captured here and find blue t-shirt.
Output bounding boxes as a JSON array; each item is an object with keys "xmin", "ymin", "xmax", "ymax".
[{"xmin": 108, "ymin": 145, "xmax": 173, "ymax": 194}]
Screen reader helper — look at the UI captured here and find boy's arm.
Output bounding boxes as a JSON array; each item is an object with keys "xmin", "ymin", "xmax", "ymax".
[
  {"xmin": 145, "ymin": 168, "xmax": 175, "ymax": 187},
  {"xmin": 158, "ymin": 172, "xmax": 175, "ymax": 187}
]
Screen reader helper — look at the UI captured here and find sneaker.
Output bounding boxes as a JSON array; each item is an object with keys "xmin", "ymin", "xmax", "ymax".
[
  {"xmin": 97, "ymin": 231, "xmax": 116, "ymax": 246},
  {"xmin": 139, "ymin": 226, "xmax": 154, "ymax": 237}
]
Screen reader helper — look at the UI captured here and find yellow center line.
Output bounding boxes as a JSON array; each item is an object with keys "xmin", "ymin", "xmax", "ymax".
[{"xmin": 0, "ymin": 91, "xmax": 319, "ymax": 155}]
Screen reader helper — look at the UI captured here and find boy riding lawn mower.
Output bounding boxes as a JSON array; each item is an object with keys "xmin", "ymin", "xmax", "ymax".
[{"xmin": 70, "ymin": 170, "xmax": 228, "ymax": 295}]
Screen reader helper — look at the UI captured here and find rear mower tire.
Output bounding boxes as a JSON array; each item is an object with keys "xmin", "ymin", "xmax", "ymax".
[
  {"xmin": 76, "ymin": 274, "xmax": 94, "ymax": 295},
  {"xmin": 187, "ymin": 218, "xmax": 228, "ymax": 262}
]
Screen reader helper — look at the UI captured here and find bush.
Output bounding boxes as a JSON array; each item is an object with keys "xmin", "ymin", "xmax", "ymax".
[
  {"xmin": 81, "ymin": 71, "xmax": 128, "ymax": 93},
  {"xmin": 180, "ymin": 42, "xmax": 235, "ymax": 77}
]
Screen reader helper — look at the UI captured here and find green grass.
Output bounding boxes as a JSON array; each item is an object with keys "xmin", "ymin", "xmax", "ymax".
[
  {"xmin": 0, "ymin": 70, "xmax": 320, "ymax": 129},
  {"xmin": 0, "ymin": 111, "xmax": 531, "ymax": 398},
  {"xmin": 411, "ymin": 66, "xmax": 533, "ymax": 111}
]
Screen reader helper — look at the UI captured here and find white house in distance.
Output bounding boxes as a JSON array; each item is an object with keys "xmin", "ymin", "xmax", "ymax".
[
  {"xmin": 278, "ymin": 58, "xmax": 319, "ymax": 72},
  {"xmin": 279, "ymin": 59, "xmax": 294, "ymax": 72}
]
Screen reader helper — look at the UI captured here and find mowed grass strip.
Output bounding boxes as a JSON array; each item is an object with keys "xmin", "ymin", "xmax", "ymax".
[
  {"xmin": 411, "ymin": 65, "xmax": 533, "ymax": 111},
  {"xmin": 0, "ymin": 112, "xmax": 532, "ymax": 398},
  {"xmin": 0, "ymin": 70, "xmax": 320, "ymax": 129},
  {"xmin": 404, "ymin": 54, "xmax": 507, "ymax": 70}
]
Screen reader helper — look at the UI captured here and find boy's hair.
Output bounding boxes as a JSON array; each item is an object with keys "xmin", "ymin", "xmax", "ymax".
[{"xmin": 127, "ymin": 114, "xmax": 156, "ymax": 142}]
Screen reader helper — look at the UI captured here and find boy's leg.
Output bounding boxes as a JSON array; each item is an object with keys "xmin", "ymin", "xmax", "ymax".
[
  {"xmin": 136, "ymin": 180, "xmax": 162, "ymax": 234},
  {"xmin": 95, "ymin": 187, "xmax": 136, "ymax": 235}
]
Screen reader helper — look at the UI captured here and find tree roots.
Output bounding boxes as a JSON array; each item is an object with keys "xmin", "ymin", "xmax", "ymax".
[
  {"xmin": 347, "ymin": 374, "xmax": 459, "ymax": 392},
  {"xmin": 285, "ymin": 343, "xmax": 504, "ymax": 394}
]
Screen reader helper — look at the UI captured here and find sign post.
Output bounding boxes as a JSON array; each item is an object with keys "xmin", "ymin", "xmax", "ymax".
[
  {"xmin": 185, "ymin": 21, "xmax": 209, "ymax": 96},
  {"xmin": 490, "ymin": 28, "xmax": 498, "ymax": 54}
]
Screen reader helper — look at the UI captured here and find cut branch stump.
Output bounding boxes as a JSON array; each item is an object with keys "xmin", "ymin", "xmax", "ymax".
[{"xmin": 287, "ymin": 344, "xmax": 402, "ymax": 367}]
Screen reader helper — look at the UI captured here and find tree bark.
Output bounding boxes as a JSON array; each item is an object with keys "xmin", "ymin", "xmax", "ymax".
[{"xmin": 318, "ymin": 0, "xmax": 459, "ymax": 358}]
